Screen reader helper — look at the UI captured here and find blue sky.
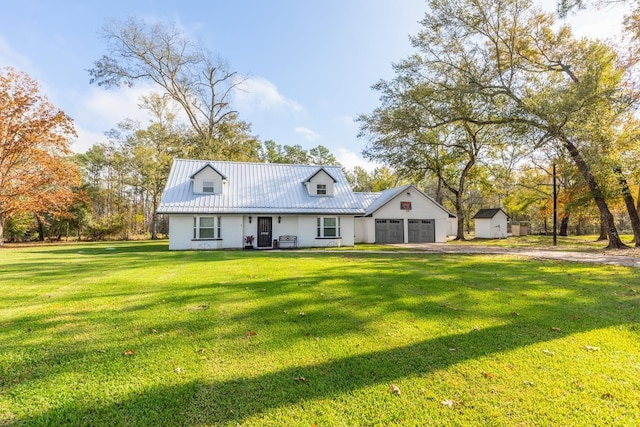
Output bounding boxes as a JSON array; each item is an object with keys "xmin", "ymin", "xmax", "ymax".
[{"xmin": 1, "ymin": 0, "xmax": 628, "ymax": 169}]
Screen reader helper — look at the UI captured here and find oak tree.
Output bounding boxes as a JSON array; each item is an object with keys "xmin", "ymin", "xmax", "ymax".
[{"xmin": 361, "ymin": 0, "xmax": 632, "ymax": 248}]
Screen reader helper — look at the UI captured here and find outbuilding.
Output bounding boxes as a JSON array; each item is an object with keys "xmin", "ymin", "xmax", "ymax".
[{"xmin": 473, "ymin": 208, "xmax": 508, "ymax": 239}]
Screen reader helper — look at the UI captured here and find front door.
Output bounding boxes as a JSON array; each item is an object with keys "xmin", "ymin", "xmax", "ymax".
[{"xmin": 257, "ymin": 217, "xmax": 273, "ymax": 248}]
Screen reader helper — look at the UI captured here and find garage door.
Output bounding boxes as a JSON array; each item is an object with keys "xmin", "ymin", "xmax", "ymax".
[
  {"xmin": 408, "ymin": 219, "xmax": 435, "ymax": 243},
  {"xmin": 375, "ymin": 219, "xmax": 404, "ymax": 243}
]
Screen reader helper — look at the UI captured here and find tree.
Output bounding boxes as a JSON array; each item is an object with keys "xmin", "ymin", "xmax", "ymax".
[
  {"xmin": 0, "ymin": 67, "xmax": 80, "ymax": 245},
  {"xmin": 89, "ymin": 17, "xmax": 254, "ymax": 159},
  {"xmin": 345, "ymin": 166, "xmax": 400, "ymax": 192},
  {"xmin": 122, "ymin": 94, "xmax": 189, "ymax": 238},
  {"xmin": 260, "ymin": 141, "xmax": 340, "ymax": 166},
  {"xmin": 373, "ymin": 0, "xmax": 631, "ymax": 248},
  {"xmin": 309, "ymin": 145, "xmax": 339, "ymax": 165}
]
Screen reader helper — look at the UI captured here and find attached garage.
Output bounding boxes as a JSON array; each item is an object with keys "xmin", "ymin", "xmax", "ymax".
[
  {"xmin": 355, "ymin": 184, "xmax": 455, "ymax": 244},
  {"xmin": 408, "ymin": 219, "xmax": 435, "ymax": 243},
  {"xmin": 375, "ymin": 219, "xmax": 404, "ymax": 243}
]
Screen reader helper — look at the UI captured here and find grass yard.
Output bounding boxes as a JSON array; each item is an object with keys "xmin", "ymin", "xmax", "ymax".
[
  {"xmin": 449, "ymin": 234, "xmax": 638, "ymax": 253},
  {"xmin": 1, "ymin": 241, "xmax": 639, "ymax": 426}
]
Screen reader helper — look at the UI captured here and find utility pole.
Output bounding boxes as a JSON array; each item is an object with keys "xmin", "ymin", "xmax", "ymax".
[{"xmin": 553, "ymin": 162, "xmax": 557, "ymax": 246}]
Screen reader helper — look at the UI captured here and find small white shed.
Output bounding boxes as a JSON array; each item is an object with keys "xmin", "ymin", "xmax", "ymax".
[{"xmin": 473, "ymin": 208, "xmax": 508, "ymax": 239}]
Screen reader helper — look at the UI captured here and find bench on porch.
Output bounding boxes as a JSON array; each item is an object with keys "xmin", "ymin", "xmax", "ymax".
[{"xmin": 278, "ymin": 235, "xmax": 298, "ymax": 248}]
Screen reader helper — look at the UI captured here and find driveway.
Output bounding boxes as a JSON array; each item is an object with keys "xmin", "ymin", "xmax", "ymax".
[{"xmin": 391, "ymin": 243, "xmax": 640, "ymax": 268}]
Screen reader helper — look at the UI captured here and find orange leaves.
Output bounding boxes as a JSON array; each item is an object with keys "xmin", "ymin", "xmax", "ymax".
[
  {"xmin": 0, "ymin": 67, "xmax": 79, "ymax": 233},
  {"xmin": 123, "ymin": 349, "xmax": 135, "ymax": 356}
]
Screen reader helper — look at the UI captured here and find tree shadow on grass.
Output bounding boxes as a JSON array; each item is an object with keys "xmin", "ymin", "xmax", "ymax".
[
  {"xmin": 4, "ymin": 252, "xmax": 639, "ymax": 425},
  {"xmin": 15, "ymin": 317, "xmax": 636, "ymax": 426}
]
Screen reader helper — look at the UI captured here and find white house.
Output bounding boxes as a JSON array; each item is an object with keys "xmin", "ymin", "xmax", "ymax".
[
  {"xmin": 473, "ymin": 208, "xmax": 508, "ymax": 239},
  {"xmin": 157, "ymin": 159, "xmax": 454, "ymax": 250}
]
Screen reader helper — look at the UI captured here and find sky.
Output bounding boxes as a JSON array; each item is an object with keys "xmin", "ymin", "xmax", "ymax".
[{"xmin": 0, "ymin": 0, "xmax": 630, "ymax": 170}]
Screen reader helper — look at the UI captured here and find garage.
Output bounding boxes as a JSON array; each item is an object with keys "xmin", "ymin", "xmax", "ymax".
[
  {"xmin": 375, "ymin": 219, "xmax": 404, "ymax": 243},
  {"xmin": 408, "ymin": 219, "xmax": 435, "ymax": 243}
]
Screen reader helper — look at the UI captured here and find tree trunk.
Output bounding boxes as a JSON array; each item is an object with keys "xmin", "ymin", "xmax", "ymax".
[
  {"xmin": 634, "ymin": 187, "xmax": 640, "ymax": 244},
  {"xmin": 151, "ymin": 196, "xmax": 159, "ymax": 240},
  {"xmin": 455, "ymin": 190, "xmax": 465, "ymax": 241},
  {"xmin": 0, "ymin": 214, "xmax": 4, "ymax": 246},
  {"xmin": 36, "ymin": 215, "xmax": 45, "ymax": 242},
  {"xmin": 559, "ymin": 215, "xmax": 569, "ymax": 236},
  {"xmin": 614, "ymin": 167, "xmax": 640, "ymax": 247},
  {"xmin": 597, "ymin": 214, "xmax": 607, "ymax": 241},
  {"xmin": 562, "ymin": 137, "xmax": 626, "ymax": 249},
  {"xmin": 435, "ymin": 177, "xmax": 444, "ymax": 205}
]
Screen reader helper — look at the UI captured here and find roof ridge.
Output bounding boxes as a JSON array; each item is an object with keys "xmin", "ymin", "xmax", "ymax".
[{"xmin": 173, "ymin": 158, "xmax": 341, "ymax": 168}]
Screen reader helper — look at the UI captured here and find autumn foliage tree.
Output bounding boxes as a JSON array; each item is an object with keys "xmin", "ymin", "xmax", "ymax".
[{"xmin": 0, "ymin": 67, "xmax": 80, "ymax": 245}]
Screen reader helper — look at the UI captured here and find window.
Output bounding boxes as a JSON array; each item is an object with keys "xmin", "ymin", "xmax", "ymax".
[
  {"xmin": 317, "ymin": 217, "xmax": 340, "ymax": 238},
  {"xmin": 202, "ymin": 180, "xmax": 215, "ymax": 193},
  {"xmin": 316, "ymin": 184, "xmax": 327, "ymax": 195},
  {"xmin": 193, "ymin": 216, "xmax": 221, "ymax": 239}
]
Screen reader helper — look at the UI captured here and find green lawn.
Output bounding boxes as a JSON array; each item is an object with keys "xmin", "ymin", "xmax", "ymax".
[
  {"xmin": 449, "ymin": 234, "xmax": 638, "ymax": 252},
  {"xmin": 1, "ymin": 241, "xmax": 639, "ymax": 426}
]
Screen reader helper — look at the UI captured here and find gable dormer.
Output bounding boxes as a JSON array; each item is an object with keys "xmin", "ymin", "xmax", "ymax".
[
  {"xmin": 190, "ymin": 163, "xmax": 227, "ymax": 195},
  {"xmin": 303, "ymin": 167, "xmax": 337, "ymax": 197}
]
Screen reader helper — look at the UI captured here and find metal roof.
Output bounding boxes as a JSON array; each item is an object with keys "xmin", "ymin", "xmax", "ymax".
[
  {"xmin": 158, "ymin": 159, "xmax": 365, "ymax": 215},
  {"xmin": 361, "ymin": 184, "xmax": 455, "ymax": 218},
  {"xmin": 473, "ymin": 208, "xmax": 508, "ymax": 219}
]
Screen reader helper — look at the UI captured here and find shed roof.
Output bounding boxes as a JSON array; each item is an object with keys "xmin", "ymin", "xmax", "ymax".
[
  {"xmin": 472, "ymin": 208, "xmax": 508, "ymax": 219},
  {"xmin": 158, "ymin": 159, "xmax": 364, "ymax": 215}
]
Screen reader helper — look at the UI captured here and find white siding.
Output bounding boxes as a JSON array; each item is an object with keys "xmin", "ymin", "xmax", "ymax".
[
  {"xmin": 168, "ymin": 214, "xmax": 242, "ymax": 250},
  {"xmin": 361, "ymin": 189, "xmax": 449, "ymax": 243},
  {"xmin": 447, "ymin": 217, "xmax": 458, "ymax": 237},
  {"xmin": 354, "ymin": 217, "xmax": 369, "ymax": 243},
  {"xmin": 169, "ymin": 213, "xmax": 354, "ymax": 249},
  {"xmin": 297, "ymin": 215, "xmax": 354, "ymax": 247},
  {"xmin": 474, "ymin": 212, "xmax": 508, "ymax": 238}
]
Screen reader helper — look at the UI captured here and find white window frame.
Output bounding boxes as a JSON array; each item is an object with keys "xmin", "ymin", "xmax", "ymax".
[
  {"xmin": 202, "ymin": 180, "xmax": 215, "ymax": 193},
  {"xmin": 316, "ymin": 184, "xmax": 327, "ymax": 195},
  {"xmin": 316, "ymin": 217, "xmax": 340, "ymax": 238},
  {"xmin": 193, "ymin": 216, "xmax": 222, "ymax": 240}
]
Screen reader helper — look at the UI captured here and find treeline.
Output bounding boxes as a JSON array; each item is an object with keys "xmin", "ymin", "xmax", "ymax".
[{"xmin": 3, "ymin": 7, "xmax": 639, "ymax": 246}]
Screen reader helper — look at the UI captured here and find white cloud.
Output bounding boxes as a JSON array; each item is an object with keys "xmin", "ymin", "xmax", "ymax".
[
  {"xmin": 70, "ymin": 126, "xmax": 109, "ymax": 154},
  {"xmin": 234, "ymin": 76, "xmax": 303, "ymax": 114},
  {"xmin": 77, "ymin": 84, "xmax": 157, "ymax": 129},
  {"xmin": 0, "ymin": 36, "xmax": 33, "ymax": 71},
  {"xmin": 335, "ymin": 147, "xmax": 379, "ymax": 172},
  {"xmin": 295, "ymin": 126, "xmax": 320, "ymax": 141}
]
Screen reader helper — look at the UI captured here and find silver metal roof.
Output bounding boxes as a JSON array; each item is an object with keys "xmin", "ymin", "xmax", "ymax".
[
  {"xmin": 158, "ymin": 159, "xmax": 366, "ymax": 215},
  {"xmin": 362, "ymin": 183, "xmax": 455, "ymax": 217}
]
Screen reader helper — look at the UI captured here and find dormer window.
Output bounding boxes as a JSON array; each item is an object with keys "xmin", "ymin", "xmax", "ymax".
[
  {"xmin": 190, "ymin": 163, "xmax": 227, "ymax": 195},
  {"xmin": 203, "ymin": 180, "xmax": 215, "ymax": 193},
  {"xmin": 304, "ymin": 167, "xmax": 337, "ymax": 197}
]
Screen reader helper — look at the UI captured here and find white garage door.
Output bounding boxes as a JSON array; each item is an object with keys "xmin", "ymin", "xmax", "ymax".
[
  {"xmin": 408, "ymin": 219, "xmax": 435, "ymax": 243},
  {"xmin": 375, "ymin": 219, "xmax": 404, "ymax": 243}
]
